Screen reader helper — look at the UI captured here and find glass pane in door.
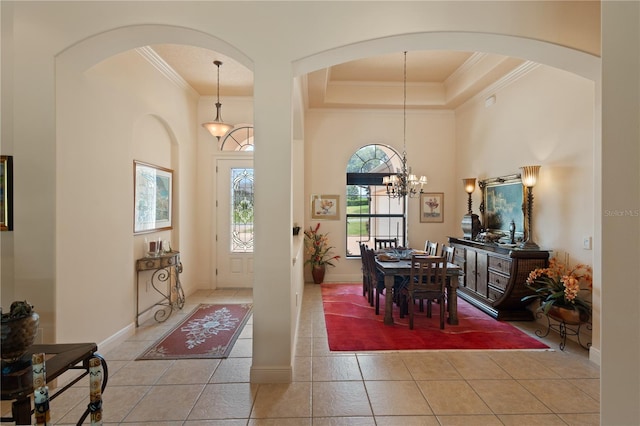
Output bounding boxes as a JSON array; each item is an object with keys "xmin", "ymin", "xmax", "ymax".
[{"xmin": 231, "ymin": 168, "xmax": 254, "ymax": 252}]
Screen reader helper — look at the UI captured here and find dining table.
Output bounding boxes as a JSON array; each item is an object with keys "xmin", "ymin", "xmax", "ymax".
[{"xmin": 374, "ymin": 256, "xmax": 463, "ymax": 326}]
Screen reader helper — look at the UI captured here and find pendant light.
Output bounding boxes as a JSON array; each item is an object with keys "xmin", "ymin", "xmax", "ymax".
[
  {"xmin": 382, "ymin": 51, "xmax": 427, "ymax": 198},
  {"xmin": 202, "ymin": 60, "xmax": 234, "ymax": 140}
]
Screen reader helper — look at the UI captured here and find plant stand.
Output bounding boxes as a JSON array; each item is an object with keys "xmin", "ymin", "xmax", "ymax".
[{"xmin": 535, "ymin": 310, "xmax": 591, "ymax": 351}]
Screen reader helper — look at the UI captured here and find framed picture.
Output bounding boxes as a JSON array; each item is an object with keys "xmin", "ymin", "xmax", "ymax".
[
  {"xmin": 1, "ymin": 155, "xmax": 13, "ymax": 231},
  {"xmin": 479, "ymin": 174, "xmax": 525, "ymax": 238},
  {"xmin": 311, "ymin": 194, "xmax": 340, "ymax": 220},
  {"xmin": 134, "ymin": 160, "xmax": 173, "ymax": 234},
  {"xmin": 420, "ymin": 192, "xmax": 444, "ymax": 223}
]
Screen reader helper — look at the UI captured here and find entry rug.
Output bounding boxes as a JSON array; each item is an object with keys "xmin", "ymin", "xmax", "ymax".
[
  {"xmin": 137, "ymin": 303, "xmax": 252, "ymax": 360},
  {"xmin": 322, "ymin": 284, "xmax": 548, "ymax": 351}
]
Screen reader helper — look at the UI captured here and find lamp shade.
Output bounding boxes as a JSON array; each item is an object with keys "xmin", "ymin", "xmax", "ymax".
[
  {"xmin": 463, "ymin": 178, "xmax": 476, "ymax": 194},
  {"xmin": 520, "ymin": 165, "xmax": 541, "ymax": 188},
  {"xmin": 202, "ymin": 120, "xmax": 234, "ymax": 139}
]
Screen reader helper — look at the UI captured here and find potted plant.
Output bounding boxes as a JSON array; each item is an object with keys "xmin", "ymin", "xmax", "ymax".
[
  {"xmin": 521, "ymin": 257, "xmax": 593, "ymax": 324},
  {"xmin": 304, "ymin": 223, "xmax": 340, "ymax": 284},
  {"xmin": 1, "ymin": 300, "xmax": 39, "ymax": 363}
]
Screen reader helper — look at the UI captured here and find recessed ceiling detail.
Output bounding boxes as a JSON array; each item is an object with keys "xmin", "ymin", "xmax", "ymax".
[{"xmin": 147, "ymin": 45, "xmax": 526, "ymax": 110}]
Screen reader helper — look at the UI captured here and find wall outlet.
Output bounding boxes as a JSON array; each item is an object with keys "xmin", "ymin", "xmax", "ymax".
[{"xmin": 583, "ymin": 236, "xmax": 592, "ymax": 250}]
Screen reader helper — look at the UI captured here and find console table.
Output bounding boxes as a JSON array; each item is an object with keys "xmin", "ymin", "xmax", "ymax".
[
  {"xmin": 1, "ymin": 343, "xmax": 108, "ymax": 425},
  {"xmin": 136, "ymin": 251, "xmax": 185, "ymax": 326},
  {"xmin": 449, "ymin": 237, "xmax": 549, "ymax": 320}
]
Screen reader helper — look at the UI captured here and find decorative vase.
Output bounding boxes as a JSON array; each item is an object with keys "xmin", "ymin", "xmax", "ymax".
[
  {"xmin": 312, "ymin": 265, "xmax": 326, "ymax": 284},
  {"xmin": 1, "ymin": 312, "xmax": 40, "ymax": 363},
  {"xmin": 547, "ymin": 305, "xmax": 588, "ymax": 325}
]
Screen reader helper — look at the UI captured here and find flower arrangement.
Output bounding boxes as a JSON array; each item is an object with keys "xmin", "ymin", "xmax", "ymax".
[
  {"xmin": 522, "ymin": 257, "xmax": 593, "ymax": 321},
  {"xmin": 304, "ymin": 223, "xmax": 340, "ymax": 268}
]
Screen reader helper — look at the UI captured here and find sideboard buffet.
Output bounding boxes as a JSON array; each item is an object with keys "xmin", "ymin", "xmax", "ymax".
[{"xmin": 448, "ymin": 237, "xmax": 549, "ymax": 321}]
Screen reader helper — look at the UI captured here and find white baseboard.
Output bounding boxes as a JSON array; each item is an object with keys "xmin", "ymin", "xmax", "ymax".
[
  {"xmin": 97, "ymin": 309, "xmax": 156, "ymax": 354},
  {"xmin": 589, "ymin": 346, "xmax": 601, "ymax": 365},
  {"xmin": 250, "ymin": 365, "xmax": 293, "ymax": 383}
]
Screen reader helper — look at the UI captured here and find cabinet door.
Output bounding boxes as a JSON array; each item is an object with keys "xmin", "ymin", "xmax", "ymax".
[
  {"xmin": 476, "ymin": 251, "xmax": 488, "ymax": 298},
  {"xmin": 465, "ymin": 249, "xmax": 477, "ymax": 291}
]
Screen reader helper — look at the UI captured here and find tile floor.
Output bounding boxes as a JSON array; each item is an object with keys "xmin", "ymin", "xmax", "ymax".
[{"xmin": 2, "ymin": 283, "xmax": 600, "ymax": 425}]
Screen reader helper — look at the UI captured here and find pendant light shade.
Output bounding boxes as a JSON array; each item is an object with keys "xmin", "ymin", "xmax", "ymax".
[{"xmin": 202, "ymin": 60, "xmax": 234, "ymax": 140}]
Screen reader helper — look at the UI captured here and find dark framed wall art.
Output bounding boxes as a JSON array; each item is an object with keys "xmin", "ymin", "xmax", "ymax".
[{"xmin": 480, "ymin": 174, "xmax": 525, "ymax": 238}]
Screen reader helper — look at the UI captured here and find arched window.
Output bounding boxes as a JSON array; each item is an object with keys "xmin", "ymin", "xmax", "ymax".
[
  {"xmin": 220, "ymin": 125, "xmax": 254, "ymax": 151},
  {"xmin": 345, "ymin": 144, "xmax": 406, "ymax": 257}
]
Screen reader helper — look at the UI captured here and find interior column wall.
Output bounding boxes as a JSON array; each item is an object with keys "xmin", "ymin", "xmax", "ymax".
[{"xmin": 601, "ymin": 2, "xmax": 640, "ymax": 424}]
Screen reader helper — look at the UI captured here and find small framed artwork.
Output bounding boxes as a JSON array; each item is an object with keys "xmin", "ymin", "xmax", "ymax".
[
  {"xmin": 420, "ymin": 192, "xmax": 444, "ymax": 223},
  {"xmin": 311, "ymin": 194, "xmax": 340, "ymax": 220},
  {"xmin": 1, "ymin": 155, "xmax": 13, "ymax": 231},
  {"xmin": 134, "ymin": 160, "xmax": 173, "ymax": 234}
]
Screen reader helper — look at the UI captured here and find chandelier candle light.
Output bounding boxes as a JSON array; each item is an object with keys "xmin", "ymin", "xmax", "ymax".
[
  {"xmin": 383, "ymin": 51, "xmax": 427, "ymax": 199},
  {"xmin": 520, "ymin": 165, "xmax": 541, "ymax": 249},
  {"xmin": 202, "ymin": 60, "xmax": 234, "ymax": 141}
]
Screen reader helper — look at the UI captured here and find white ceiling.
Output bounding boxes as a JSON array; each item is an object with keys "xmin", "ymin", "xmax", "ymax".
[{"xmin": 150, "ymin": 44, "xmax": 526, "ymax": 110}]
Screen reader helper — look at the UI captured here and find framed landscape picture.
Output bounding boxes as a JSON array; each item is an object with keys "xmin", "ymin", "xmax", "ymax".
[
  {"xmin": 420, "ymin": 192, "xmax": 444, "ymax": 223},
  {"xmin": 311, "ymin": 194, "xmax": 340, "ymax": 220},
  {"xmin": 480, "ymin": 174, "xmax": 525, "ymax": 238},
  {"xmin": 134, "ymin": 160, "xmax": 173, "ymax": 234}
]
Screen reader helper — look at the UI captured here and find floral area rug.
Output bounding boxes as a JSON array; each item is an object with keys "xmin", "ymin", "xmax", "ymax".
[
  {"xmin": 137, "ymin": 303, "xmax": 252, "ymax": 360},
  {"xmin": 322, "ymin": 284, "xmax": 549, "ymax": 351}
]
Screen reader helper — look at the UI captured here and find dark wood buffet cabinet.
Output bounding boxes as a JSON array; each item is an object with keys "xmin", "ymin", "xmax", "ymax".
[{"xmin": 448, "ymin": 237, "xmax": 549, "ymax": 321}]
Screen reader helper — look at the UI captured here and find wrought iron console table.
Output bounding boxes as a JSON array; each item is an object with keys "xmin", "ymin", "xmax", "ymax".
[{"xmin": 135, "ymin": 251, "xmax": 185, "ymax": 326}]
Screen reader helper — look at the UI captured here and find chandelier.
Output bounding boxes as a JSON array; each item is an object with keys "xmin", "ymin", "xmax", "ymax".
[
  {"xmin": 382, "ymin": 51, "xmax": 427, "ymax": 198},
  {"xmin": 202, "ymin": 60, "xmax": 234, "ymax": 141}
]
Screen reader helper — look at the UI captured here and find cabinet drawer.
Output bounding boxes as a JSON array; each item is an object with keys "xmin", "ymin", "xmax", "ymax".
[
  {"xmin": 488, "ymin": 271, "xmax": 509, "ymax": 290},
  {"xmin": 488, "ymin": 255, "xmax": 511, "ymax": 275},
  {"xmin": 488, "ymin": 285, "xmax": 504, "ymax": 301}
]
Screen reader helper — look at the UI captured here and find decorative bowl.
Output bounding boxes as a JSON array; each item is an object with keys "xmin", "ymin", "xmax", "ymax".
[{"xmin": 1, "ymin": 312, "xmax": 39, "ymax": 363}]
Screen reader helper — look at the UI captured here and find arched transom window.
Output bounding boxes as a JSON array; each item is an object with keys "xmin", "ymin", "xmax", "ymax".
[
  {"xmin": 345, "ymin": 144, "xmax": 406, "ymax": 257},
  {"xmin": 220, "ymin": 125, "xmax": 254, "ymax": 151}
]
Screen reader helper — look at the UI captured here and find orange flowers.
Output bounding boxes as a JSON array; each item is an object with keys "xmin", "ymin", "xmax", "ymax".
[{"xmin": 522, "ymin": 257, "xmax": 593, "ymax": 320}]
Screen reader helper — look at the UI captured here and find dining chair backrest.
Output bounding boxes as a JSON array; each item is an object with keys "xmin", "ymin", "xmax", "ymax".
[
  {"xmin": 410, "ymin": 255, "xmax": 448, "ymax": 293},
  {"xmin": 375, "ymin": 238, "xmax": 398, "ymax": 250},
  {"xmin": 405, "ymin": 255, "xmax": 448, "ymax": 329},
  {"xmin": 424, "ymin": 240, "xmax": 439, "ymax": 256},
  {"xmin": 440, "ymin": 244, "xmax": 456, "ymax": 264},
  {"xmin": 363, "ymin": 247, "xmax": 378, "ymax": 287}
]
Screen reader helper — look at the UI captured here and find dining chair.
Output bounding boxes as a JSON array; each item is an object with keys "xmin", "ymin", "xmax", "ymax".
[
  {"xmin": 400, "ymin": 255, "xmax": 448, "ymax": 329},
  {"xmin": 424, "ymin": 240, "xmax": 439, "ymax": 256},
  {"xmin": 374, "ymin": 238, "xmax": 398, "ymax": 250},
  {"xmin": 359, "ymin": 243, "xmax": 372, "ymax": 302},
  {"xmin": 440, "ymin": 244, "xmax": 456, "ymax": 264},
  {"xmin": 363, "ymin": 246, "xmax": 385, "ymax": 313}
]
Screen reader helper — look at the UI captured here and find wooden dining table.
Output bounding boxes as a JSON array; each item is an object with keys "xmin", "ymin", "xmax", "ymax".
[{"xmin": 374, "ymin": 257, "xmax": 463, "ymax": 326}]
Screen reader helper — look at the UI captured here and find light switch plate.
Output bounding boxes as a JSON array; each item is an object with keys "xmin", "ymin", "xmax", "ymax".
[{"xmin": 583, "ymin": 236, "xmax": 592, "ymax": 250}]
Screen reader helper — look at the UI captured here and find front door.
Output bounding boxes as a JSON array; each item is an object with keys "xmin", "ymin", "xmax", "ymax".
[{"xmin": 216, "ymin": 159, "xmax": 254, "ymax": 288}]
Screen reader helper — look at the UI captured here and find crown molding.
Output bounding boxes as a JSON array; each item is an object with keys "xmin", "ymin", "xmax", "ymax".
[{"xmin": 136, "ymin": 46, "xmax": 199, "ymax": 98}]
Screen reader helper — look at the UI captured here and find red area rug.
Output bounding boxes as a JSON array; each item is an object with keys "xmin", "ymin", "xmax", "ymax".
[
  {"xmin": 137, "ymin": 303, "xmax": 252, "ymax": 360},
  {"xmin": 322, "ymin": 284, "xmax": 548, "ymax": 351}
]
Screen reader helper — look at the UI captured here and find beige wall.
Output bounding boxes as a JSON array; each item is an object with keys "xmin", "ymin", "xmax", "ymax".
[
  {"xmin": 304, "ymin": 109, "xmax": 457, "ymax": 283},
  {"xmin": 456, "ymin": 64, "xmax": 596, "ymax": 347},
  {"xmin": 6, "ymin": 2, "xmax": 639, "ymax": 422},
  {"xmin": 56, "ymin": 48, "xmax": 199, "ymax": 342}
]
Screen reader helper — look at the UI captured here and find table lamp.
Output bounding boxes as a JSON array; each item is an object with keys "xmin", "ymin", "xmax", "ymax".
[{"xmin": 461, "ymin": 178, "xmax": 481, "ymax": 240}]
